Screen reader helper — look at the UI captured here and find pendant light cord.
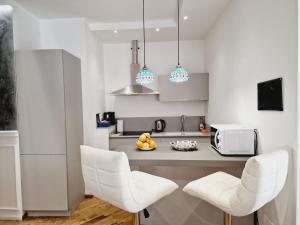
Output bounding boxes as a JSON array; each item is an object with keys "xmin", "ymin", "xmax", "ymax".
[
  {"xmin": 143, "ymin": 0, "xmax": 146, "ymax": 68},
  {"xmin": 177, "ymin": 0, "xmax": 180, "ymax": 66}
]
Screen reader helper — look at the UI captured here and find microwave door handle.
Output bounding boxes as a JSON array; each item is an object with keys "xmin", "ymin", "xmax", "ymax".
[{"xmin": 214, "ymin": 130, "xmax": 220, "ymax": 148}]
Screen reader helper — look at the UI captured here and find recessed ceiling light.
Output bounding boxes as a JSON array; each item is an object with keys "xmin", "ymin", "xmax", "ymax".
[
  {"xmin": 183, "ymin": 16, "xmax": 189, "ymax": 20},
  {"xmin": 155, "ymin": 28, "xmax": 160, "ymax": 32},
  {"xmin": 113, "ymin": 30, "xmax": 118, "ymax": 34}
]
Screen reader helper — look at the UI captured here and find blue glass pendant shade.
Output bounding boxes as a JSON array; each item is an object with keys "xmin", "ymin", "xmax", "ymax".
[
  {"xmin": 170, "ymin": 65, "xmax": 189, "ymax": 83},
  {"xmin": 136, "ymin": 66, "xmax": 154, "ymax": 84}
]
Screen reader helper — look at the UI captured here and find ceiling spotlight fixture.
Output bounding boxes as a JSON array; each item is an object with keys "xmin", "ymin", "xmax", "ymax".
[
  {"xmin": 113, "ymin": 30, "xmax": 118, "ymax": 34},
  {"xmin": 183, "ymin": 16, "xmax": 189, "ymax": 20},
  {"xmin": 136, "ymin": 0, "xmax": 154, "ymax": 85},
  {"xmin": 169, "ymin": 0, "xmax": 189, "ymax": 83},
  {"xmin": 155, "ymin": 28, "xmax": 160, "ymax": 32}
]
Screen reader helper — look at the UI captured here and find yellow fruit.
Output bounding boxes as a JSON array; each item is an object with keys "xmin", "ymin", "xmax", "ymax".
[
  {"xmin": 146, "ymin": 138, "xmax": 151, "ymax": 144},
  {"xmin": 144, "ymin": 133, "xmax": 151, "ymax": 138},
  {"xmin": 139, "ymin": 134, "xmax": 147, "ymax": 142},
  {"xmin": 136, "ymin": 140, "xmax": 144, "ymax": 148},
  {"xmin": 149, "ymin": 140, "xmax": 156, "ymax": 148},
  {"xmin": 143, "ymin": 143, "xmax": 150, "ymax": 149}
]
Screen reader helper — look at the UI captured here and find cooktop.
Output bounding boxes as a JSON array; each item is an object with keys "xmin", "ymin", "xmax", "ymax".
[{"xmin": 122, "ymin": 131, "xmax": 153, "ymax": 136}]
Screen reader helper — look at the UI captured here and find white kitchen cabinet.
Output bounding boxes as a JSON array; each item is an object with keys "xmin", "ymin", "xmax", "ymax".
[
  {"xmin": 158, "ymin": 73, "xmax": 209, "ymax": 101},
  {"xmin": 95, "ymin": 126, "xmax": 116, "ymax": 149},
  {"xmin": 0, "ymin": 131, "xmax": 23, "ymax": 220},
  {"xmin": 16, "ymin": 50, "xmax": 84, "ymax": 216}
]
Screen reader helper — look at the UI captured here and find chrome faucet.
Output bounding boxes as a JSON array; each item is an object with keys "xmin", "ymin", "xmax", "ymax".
[{"xmin": 180, "ymin": 115, "xmax": 185, "ymax": 134}]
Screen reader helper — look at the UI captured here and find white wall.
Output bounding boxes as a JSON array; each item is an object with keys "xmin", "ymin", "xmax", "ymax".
[
  {"xmin": 103, "ymin": 40, "xmax": 207, "ymax": 117},
  {"xmin": 85, "ymin": 26, "xmax": 105, "ymax": 145},
  {"xmin": 0, "ymin": 0, "xmax": 40, "ymax": 50},
  {"xmin": 205, "ymin": 0, "xmax": 297, "ymax": 224},
  {"xmin": 298, "ymin": 0, "xmax": 300, "ymax": 223},
  {"xmin": 40, "ymin": 18, "xmax": 105, "ymax": 146}
]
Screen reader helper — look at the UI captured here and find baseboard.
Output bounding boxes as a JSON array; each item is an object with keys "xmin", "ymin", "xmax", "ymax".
[
  {"xmin": 0, "ymin": 209, "xmax": 24, "ymax": 221},
  {"xmin": 27, "ymin": 210, "xmax": 72, "ymax": 217}
]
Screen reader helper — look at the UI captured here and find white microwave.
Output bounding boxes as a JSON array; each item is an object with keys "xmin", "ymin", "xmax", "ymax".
[{"xmin": 210, "ymin": 124, "xmax": 257, "ymax": 156}]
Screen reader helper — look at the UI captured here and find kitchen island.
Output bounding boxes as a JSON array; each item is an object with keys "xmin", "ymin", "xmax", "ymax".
[
  {"xmin": 114, "ymin": 142, "xmax": 248, "ymax": 167},
  {"xmin": 113, "ymin": 143, "xmax": 253, "ymax": 225}
]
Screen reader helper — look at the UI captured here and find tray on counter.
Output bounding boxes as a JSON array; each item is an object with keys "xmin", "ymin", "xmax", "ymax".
[{"xmin": 170, "ymin": 140, "xmax": 198, "ymax": 152}]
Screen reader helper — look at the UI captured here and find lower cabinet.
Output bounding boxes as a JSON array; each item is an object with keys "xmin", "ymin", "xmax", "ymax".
[
  {"xmin": 0, "ymin": 131, "xmax": 23, "ymax": 221},
  {"xmin": 20, "ymin": 155, "xmax": 68, "ymax": 211},
  {"xmin": 110, "ymin": 138, "xmax": 136, "ymax": 150}
]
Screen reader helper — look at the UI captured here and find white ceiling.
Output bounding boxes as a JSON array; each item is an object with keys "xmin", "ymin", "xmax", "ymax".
[{"xmin": 14, "ymin": 0, "xmax": 231, "ymax": 42}]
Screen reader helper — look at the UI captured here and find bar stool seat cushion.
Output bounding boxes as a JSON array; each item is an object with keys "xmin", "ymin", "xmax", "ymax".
[
  {"xmin": 132, "ymin": 171, "xmax": 178, "ymax": 208},
  {"xmin": 183, "ymin": 150, "xmax": 288, "ymax": 217},
  {"xmin": 81, "ymin": 145, "xmax": 178, "ymax": 213},
  {"xmin": 183, "ymin": 172, "xmax": 240, "ymax": 211}
]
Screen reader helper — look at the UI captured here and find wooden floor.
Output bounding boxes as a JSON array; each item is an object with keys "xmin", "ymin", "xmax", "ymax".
[{"xmin": 0, "ymin": 198, "xmax": 134, "ymax": 225}]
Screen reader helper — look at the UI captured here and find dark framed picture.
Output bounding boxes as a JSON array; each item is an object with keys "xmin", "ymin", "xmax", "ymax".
[{"xmin": 257, "ymin": 78, "xmax": 283, "ymax": 111}]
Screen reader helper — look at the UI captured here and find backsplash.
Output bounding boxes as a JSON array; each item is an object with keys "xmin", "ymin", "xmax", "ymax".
[{"xmin": 117, "ymin": 116, "xmax": 206, "ymax": 132}]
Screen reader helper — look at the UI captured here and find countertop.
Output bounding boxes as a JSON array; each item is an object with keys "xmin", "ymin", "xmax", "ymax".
[
  {"xmin": 113, "ymin": 142, "xmax": 249, "ymax": 167},
  {"xmin": 110, "ymin": 131, "xmax": 210, "ymax": 139}
]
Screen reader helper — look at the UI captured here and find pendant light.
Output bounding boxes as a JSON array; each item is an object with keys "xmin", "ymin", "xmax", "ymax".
[
  {"xmin": 136, "ymin": 0, "xmax": 154, "ymax": 85},
  {"xmin": 169, "ymin": 0, "xmax": 189, "ymax": 83}
]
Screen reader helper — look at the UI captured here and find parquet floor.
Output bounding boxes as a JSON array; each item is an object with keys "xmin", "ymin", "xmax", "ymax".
[{"xmin": 0, "ymin": 198, "xmax": 134, "ymax": 225}]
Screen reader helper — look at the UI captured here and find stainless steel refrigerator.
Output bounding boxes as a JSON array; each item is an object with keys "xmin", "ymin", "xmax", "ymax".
[{"xmin": 15, "ymin": 49, "xmax": 84, "ymax": 216}]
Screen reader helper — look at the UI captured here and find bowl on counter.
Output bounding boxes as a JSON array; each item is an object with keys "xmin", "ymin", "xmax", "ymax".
[
  {"xmin": 136, "ymin": 146, "xmax": 156, "ymax": 151},
  {"xmin": 135, "ymin": 133, "xmax": 157, "ymax": 151},
  {"xmin": 170, "ymin": 140, "xmax": 198, "ymax": 151}
]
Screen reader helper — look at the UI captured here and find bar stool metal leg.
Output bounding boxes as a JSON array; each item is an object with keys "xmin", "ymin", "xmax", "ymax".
[{"xmin": 224, "ymin": 212, "xmax": 232, "ymax": 225}]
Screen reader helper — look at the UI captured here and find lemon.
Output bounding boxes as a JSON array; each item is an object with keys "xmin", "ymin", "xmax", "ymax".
[
  {"xmin": 144, "ymin": 133, "xmax": 151, "ymax": 138},
  {"xmin": 136, "ymin": 140, "xmax": 144, "ymax": 148},
  {"xmin": 146, "ymin": 138, "xmax": 151, "ymax": 144},
  {"xmin": 143, "ymin": 143, "xmax": 150, "ymax": 149},
  {"xmin": 139, "ymin": 134, "xmax": 147, "ymax": 142},
  {"xmin": 149, "ymin": 140, "xmax": 156, "ymax": 148}
]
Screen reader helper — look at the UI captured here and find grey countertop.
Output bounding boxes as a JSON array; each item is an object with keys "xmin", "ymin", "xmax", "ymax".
[
  {"xmin": 113, "ymin": 143, "xmax": 249, "ymax": 167},
  {"xmin": 110, "ymin": 131, "xmax": 210, "ymax": 139}
]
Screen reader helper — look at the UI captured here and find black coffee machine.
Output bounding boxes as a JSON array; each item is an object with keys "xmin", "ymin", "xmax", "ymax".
[{"xmin": 102, "ymin": 112, "xmax": 116, "ymax": 125}]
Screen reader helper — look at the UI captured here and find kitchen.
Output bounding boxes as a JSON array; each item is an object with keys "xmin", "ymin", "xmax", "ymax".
[{"xmin": 0, "ymin": 0, "xmax": 297, "ymax": 225}]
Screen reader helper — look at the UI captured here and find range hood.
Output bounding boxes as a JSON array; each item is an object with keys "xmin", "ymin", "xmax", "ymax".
[{"xmin": 110, "ymin": 40, "xmax": 158, "ymax": 96}]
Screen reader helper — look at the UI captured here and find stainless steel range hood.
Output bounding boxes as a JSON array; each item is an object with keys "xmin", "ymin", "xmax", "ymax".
[{"xmin": 110, "ymin": 40, "xmax": 158, "ymax": 96}]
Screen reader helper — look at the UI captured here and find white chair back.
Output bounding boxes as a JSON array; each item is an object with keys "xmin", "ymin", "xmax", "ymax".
[
  {"xmin": 231, "ymin": 150, "xmax": 288, "ymax": 216},
  {"xmin": 80, "ymin": 145, "xmax": 142, "ymax": 213}
]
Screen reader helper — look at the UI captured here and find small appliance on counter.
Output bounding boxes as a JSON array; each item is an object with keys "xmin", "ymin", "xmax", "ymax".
[
  {"xmin": 210, "ymin": 124, "xmax": 257, "ymax": 156},
  {"xmin": 199, "ymin": 117, "xmax": 206, "ymax": 130},
  {"xmin": 102, "ymin": 112, "xmax": 116, "ymax": 125},
  {"xmin": 116, "ymin": 119, "xmax": 124, "ymax": 133},
  {"xmin": 154, "ymin": 119, "xmax": 166, "ymax": 132},
  {"xmin": 96, "ymin": 113, "xmax": 111, "ymax": 127}
]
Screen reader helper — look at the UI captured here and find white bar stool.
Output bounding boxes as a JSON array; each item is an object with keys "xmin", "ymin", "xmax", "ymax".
[
  {"xmin": 80, "ymin": 145, "xmax": 178, "ymax": 224},
  {"xmin": 183, "ymin": 150, "xmax": 288, "ymax": 225}
]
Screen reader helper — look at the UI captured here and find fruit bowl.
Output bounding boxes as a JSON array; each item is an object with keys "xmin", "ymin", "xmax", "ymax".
[
  {"xmin": 170, "ymin": 140, "xmax": 198, "ymax": 151},
  {"xmin": 137, "ymin": 147, "xmax": 156, "ymax": 151},
  {"xmin": 135, "ymin": 133, "xmax": 157, "ymax": 151}
]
